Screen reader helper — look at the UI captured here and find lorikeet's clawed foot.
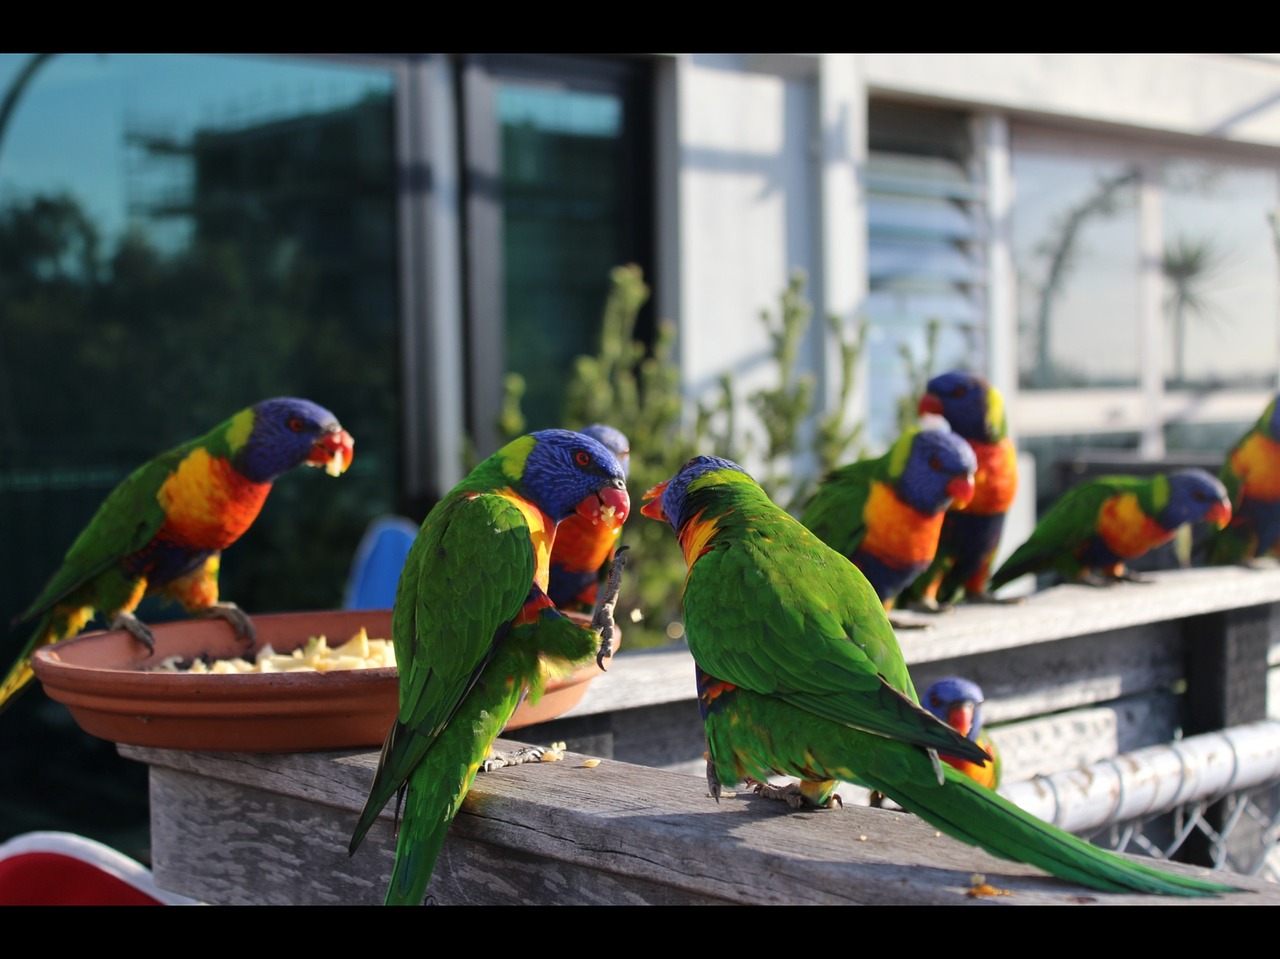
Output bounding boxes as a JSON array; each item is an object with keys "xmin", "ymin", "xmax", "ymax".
[
  {"xmin": 109, "ymin": 611, "xmax": 156, "ymax": 651},
  {"xmin": 201, "ymin": 601, "xmax": 257, "ymax": 646},
  {"xmin": 482, "ymin": 741, "xmax": 566, "ymax": 772},
  {"xmin": 745, "ymin": 777, "xmax": 842, "ymax": 810},
  {"xmin": 868, "ymin": 790, "xmax": 886, "ymax": 808},
  {"xmin": 591, "ymin": 545, "xmax": 630, "ymax": 669}
]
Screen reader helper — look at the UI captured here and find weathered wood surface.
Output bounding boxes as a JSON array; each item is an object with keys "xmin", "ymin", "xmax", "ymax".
[
  {"xmin": 573, "ymin": 565, "xmax": 1280, "ymax": 715},
  {"xmin": 122, "ymin": 741, "xmax": 1280, "ymax": 906},
  {"xmin": 566, "ymin": 565, "xmax": 1280, "ymax": 783},
  {"xmin": 119, "ymin": 565, "xmax": 1280, "ymax": 905}
]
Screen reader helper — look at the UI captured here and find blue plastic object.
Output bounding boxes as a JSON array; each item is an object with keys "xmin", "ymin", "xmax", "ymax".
[{"xmin": 343, "ymin": 515, "xmax": 419, "ymax": 610}]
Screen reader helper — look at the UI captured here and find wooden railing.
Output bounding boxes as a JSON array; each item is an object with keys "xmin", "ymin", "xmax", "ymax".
[{"xmin": 121, "ymin": 564, "xmax": 1280, "ymax": 905}]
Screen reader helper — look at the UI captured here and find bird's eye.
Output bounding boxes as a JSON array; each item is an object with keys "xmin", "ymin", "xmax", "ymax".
[
  {"xmin": 288, "ymin": 417, "xmax": 306, "ymax": 433},
  {"xmin": 951, "ymin": 387, "xmax": 966, "ymax": 398},
  {"xmin": 929, "ymin": 455, "xmax": 942, "ymax": 470},
  {"xmin": 574, "ymin": 450, "xmax": 592, "ymax": 467}
]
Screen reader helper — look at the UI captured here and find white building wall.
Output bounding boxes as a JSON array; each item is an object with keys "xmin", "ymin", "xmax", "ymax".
[
  {"xmin": 861, "ymin": 53, "xmax": 1280, "ymax": 149},
  {"xmin": 672, "ymin": 54, "xmax": 821, "ymax": 475}
]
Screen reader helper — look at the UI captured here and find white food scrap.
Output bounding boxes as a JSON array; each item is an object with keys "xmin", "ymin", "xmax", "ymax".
[{"xmin": 149, "ymin": 627, "xmax": 397, "ymax": 674}]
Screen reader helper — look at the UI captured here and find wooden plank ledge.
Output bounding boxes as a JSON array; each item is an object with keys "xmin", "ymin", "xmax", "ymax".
[{"xmin": 120, "ymin": 740, "xmax": 1280, "ymax": 905}]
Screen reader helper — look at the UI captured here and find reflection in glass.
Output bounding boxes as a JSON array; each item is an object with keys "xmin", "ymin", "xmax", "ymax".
[
  {"xmin": 1161, "ymin": 159, "xmax": 1279, "ymax": 390},
  {"xmin": 0, "ymin": 53, "xmax": 399, "ymax": 620},
  {"xmin": 499, "ymin": 83, "xmax": 625, "ymax": 431},
  {"xmin": 0, "ymin": 51, "xmax": 401, "ymax": 857},
  {"xmin": 1011, "ymin": 150, "xmax": 1141, "ymax": 389}
]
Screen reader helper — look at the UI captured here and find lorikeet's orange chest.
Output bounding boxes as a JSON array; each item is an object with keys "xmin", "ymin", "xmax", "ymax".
[
  {"xmin": 961, "ymin": 439, "xmax": 1018, "ymax": 516},
  {"xmin": 553, "ymin": 513, "xmax": 621, "ymax": 572},
  {"xmin": 862, "ymin": 483, "xmax": 945, "ymax": 564},
  {"xmin": 1097, "ymin": 494, "xmax": 1171, "ymax": 558},
  {"xmin": 1232, "ymin": 433, "xmax": 1280, "ymax": 501},
  {"xmin": 156, "ymin": 449, "xmax": 271, "ymax": 550}
]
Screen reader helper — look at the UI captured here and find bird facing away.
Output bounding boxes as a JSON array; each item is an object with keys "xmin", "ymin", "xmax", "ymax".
[
  {"xmin": 641, "ymin": 454, "xmax": 1235, "ymax": 897},
  {"xmin": 548, "ymin": 423, "xmax": 631, "ymax": 615},
  {"xmin": 799, "ymin": 426, "xmax": 977, "ymax": 610},
  {"xmin": 988, "ymin": 469, "xmax": 1232, "ymax": 593},
  {"xmin": 903, "ymin": 371, "xmax": 1020, "ymax": 609},
  {"xmin": 1206, "ymin": 393, "xmax": 1280, "ymax": 567},
  {"xmin": 923, "ymin": 676, "xmax": 1001, "ymax": 790},
  {"xmin": 347, "ymin": 428, "xmax": 630, "ymax": 906},
  {"xmin": 2, "ymin": 397, "xmax": 354, "ymax": 712}
]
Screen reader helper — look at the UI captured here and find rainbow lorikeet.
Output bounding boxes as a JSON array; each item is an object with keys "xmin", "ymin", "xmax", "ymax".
[
  {"xmin": 798, "ymin": 426, "xmax": 977, "ymax": 611},
  {"xmin": 1206, "ymin": 393, "xmax": 1280, "ymax": 567},
  {"xmin": 641, "ymin": 455, "xmax": 1235, "ymax": 897},
  {"xmin": 902, "ymin": 371, "xmax": 1020, "ymax": 609},
  {"xmin": 347, "ymin": 428, "xmax": 630, "ymax": 906},
  {"xmin": 1, "ymin": 397, "xmax": 355, "ymax": 713},
  {"xmin": 989, "ymin": 469, "xmax": 1232, "ymax": 593},
  {"xmin": 548, "ymin": 423, "xmax": 631, "ymax": 615},
  {"xmin": 923, "ymin": 677, "xmax": 1001, "ymax": 790}
]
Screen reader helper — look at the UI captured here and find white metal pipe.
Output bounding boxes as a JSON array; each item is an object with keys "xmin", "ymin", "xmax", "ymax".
[{"xmin": 1000, "ymin": 720, "xmax": 1280, "ymax": 834}]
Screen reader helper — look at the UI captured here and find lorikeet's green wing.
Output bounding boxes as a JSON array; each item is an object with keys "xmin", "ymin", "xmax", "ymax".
[
  {"xmin": 347, "ymin": 488, "xmax": 538, "ymax": 852},
  {"xmin": 14, "ymin": 443, "xmax": 195, "ymax": 624},
  {"xmin": 798, "ymin": 458, "xmax": 879, "ymax": 560},
  {"xmin": 987, "ymin": 479, "xmax": 1127, "ymax": 590}
]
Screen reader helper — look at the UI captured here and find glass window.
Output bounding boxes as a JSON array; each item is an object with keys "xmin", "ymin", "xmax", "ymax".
[
  {"xmin": 0, "ymin": 53, "xmax": 401, "ymax": 856},
  {"xmin": 461, "ymin": 54, "xmax": 654, "ymax": 453},
  {"xmin": 1011, "ymin": 147, "xmax": 1142, "ymax": 390},
  {"xmin": 0, "ymin": 53, "xmax": 400, "ymax": 620},
  {"xmin": 500, "ymin": 83, "xmax": 629, "ymax": 430},
  {"xmin": 1161, "ymin": 158, "xmax": 1280, "ymax": 390}
]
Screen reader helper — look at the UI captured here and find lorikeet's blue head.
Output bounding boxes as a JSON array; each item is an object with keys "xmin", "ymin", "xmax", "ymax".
[
  {"xmin": 893, "ymin": 428, "xmax": 978, "ymax": 515},
  {"xmin": 1158, "ymin": 469, "xmax": 1232, "ymax": 531},
  {"xmin": 640, "ymin": 455, "xmax": 747, "ymax": 532},
  {"xmin": 1261, "ymin": 394, "xmax": 1280, "ymax": 441},
  {"xmin": 520, "ymin": 428, "xmax": 631, "ymax": 525},
  {"xmin": 237, "ymin": 397, "xmax": 355, "ymax": 483},
  {"xmin": 924, "ymin": 676, "xmax": 987, "ymax": 743},
  {"xmin": 919, "ymin": 370, "xmax": 1007, "ymax": 444},
  {"xmin": 580, "ymin": 424, "xmax": 631, "ymax": 479}
]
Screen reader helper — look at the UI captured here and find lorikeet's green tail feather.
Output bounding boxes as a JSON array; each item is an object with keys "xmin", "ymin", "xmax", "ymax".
[
  {"xmin": 383, "ymin": 760, "xmax": 470, "ymax": 907},
  {"xmin": 875, "ymin": 765, "xmax": 1238, "ymax": 897}
]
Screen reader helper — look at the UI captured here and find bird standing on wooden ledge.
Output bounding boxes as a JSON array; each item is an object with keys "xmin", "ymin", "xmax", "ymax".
[{"xmin": 642, "ymin": 454, "xmax": 1238, "ymax": 898}]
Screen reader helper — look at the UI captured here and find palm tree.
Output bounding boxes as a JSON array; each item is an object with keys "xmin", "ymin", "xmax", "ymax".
[{"xmin": 1162, "ymin": 234, "xmax": 1227, "ymax": 387}]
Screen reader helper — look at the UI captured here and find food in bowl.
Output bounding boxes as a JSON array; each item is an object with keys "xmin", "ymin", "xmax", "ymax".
[{"xmin": 149, "ymin": 628, "xmax": 396, "ymax": 674}]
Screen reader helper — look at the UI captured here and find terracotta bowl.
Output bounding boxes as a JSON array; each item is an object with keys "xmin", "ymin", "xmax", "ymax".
[{"xmin": 30, "ymin": 608, "xmax": 616, "ymax": 753}]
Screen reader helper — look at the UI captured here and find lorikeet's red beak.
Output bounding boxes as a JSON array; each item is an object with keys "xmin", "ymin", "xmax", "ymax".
[
  {"xmin": 640, "ymin": 480, "xmax": 669, "ymax": 521},
  {"xmin": 947, "ymin": 474, "xmax": 976, "ymax": 510},
  {"xmin": 576, "ymin": 485, "xmax": 630, "ymax": 531},
  {"xmin": 918, "ymin": 393, "xmax": 944, "ymax": 417},
  {"xmin": 1205, "ymin": 498, "xmax": 1232, "ymax": 530},
  {"xmin": 307, "ymin": 427, "xmax": 355, "ymax": 477},
  {"xmin": 946, "ymin": 702, "xmax": 975, "ymax": 739}
]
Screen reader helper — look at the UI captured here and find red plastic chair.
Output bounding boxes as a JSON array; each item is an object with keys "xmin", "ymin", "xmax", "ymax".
[{"xmin": 0, "ymin": 831, "xmax": 198, "ymax": 905}]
